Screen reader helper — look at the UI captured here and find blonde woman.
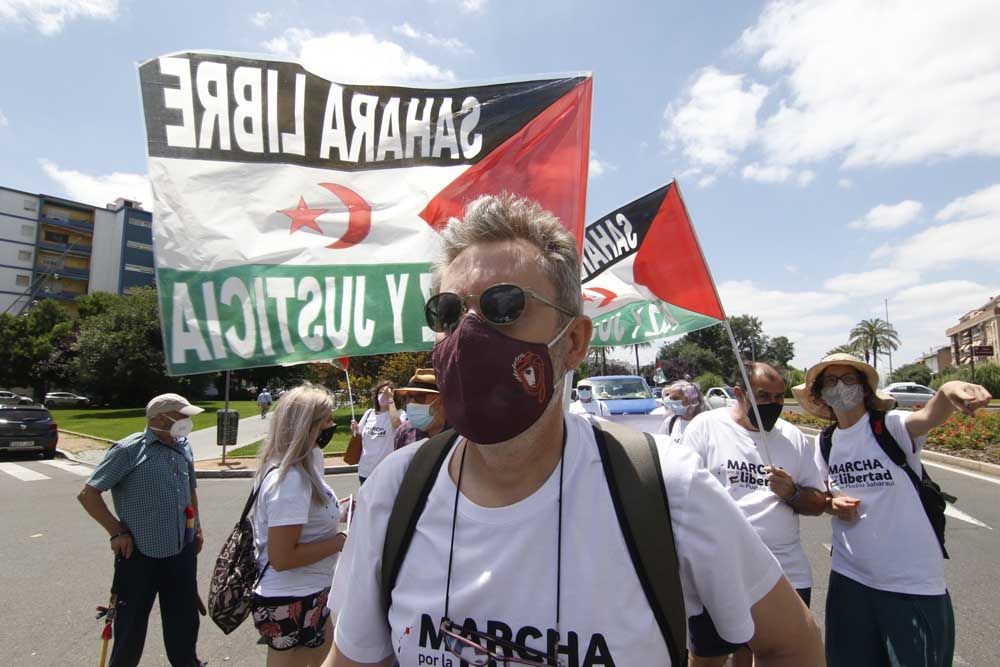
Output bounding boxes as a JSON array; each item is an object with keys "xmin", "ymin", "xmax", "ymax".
[{"xmin": 251, "ymin": 384, "xmax": 346, "ymax": 667}]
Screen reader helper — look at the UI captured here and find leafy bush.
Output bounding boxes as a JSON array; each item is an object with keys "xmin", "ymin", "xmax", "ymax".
[
  {"xmin": 890, "ymin": 363, "xmax": 932, "ymax": 386},
  {"xmin": 693, "ymin": 372, "xmax": 725, "ymax": 392},
  {"xmin": 930, "ymin": 362, "xmax": 1000, "ymax": 397},
  {"xmin": 784, "ymin": 368, "xmax": 806, "ymax": 397}
]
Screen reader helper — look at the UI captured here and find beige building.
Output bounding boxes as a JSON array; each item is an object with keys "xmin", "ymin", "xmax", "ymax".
[
  {"xmin": 947, "ymin": 295, "xmax": 1000, "ymax": 367},
  {"xmin": 916, "ymin": 345, "xmax": 954, "ymax": 374}
]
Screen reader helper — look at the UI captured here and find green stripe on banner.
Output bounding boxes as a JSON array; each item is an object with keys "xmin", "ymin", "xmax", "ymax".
[
  {"xmin": 589, "ymin": 300, "xmax": 720, "ymax": 347},
  {"xmin": 158, "ymin": 263, "xmax": 435, "ymax": 375}
]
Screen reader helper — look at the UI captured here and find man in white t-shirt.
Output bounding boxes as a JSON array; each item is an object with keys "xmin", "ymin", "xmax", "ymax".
[
  {"xmin": 325, "ymin": 194, "xmax": 822, "ymax": 667},
  {"xmin": 568, "ymin": 382, "xmax": 610, "ymax": 420},
  {"xmin": 657, "ymin": 380, "xmax": 706, "ymax": 444},
  {"xmin": 792, "ymin": 353, "xmax": 991, "ymax": 667},
  {"xmin": 683, "ymin": 362, "xmax": 827, "ymax": 667}
]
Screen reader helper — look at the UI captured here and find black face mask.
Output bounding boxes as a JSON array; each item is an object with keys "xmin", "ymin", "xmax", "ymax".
[
  {"xmin": 316, "ymin": 425, "xmax": 336, "ymax": 447},
  {"xmin": 747, "ymin": 402, "xmax": 783, "ymax": 432}
]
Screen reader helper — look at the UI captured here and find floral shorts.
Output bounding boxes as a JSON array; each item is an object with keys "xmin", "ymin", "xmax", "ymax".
[{"xmin": 251, "ymin": 587, "xmax": 331, "ymax": 650}]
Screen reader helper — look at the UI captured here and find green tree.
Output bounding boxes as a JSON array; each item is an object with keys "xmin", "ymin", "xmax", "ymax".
[
  {"xmin": 826, "ymin": 342, "xmax": 865, "ymax": 357},
  {"xmin": 657, "ymin": 340, "xmax": 723, "ymax": 381},
  {"xmin": 890, "ymin": 363, "xmax": 933, "ymax": 386},
  {"xmin": 763, "ymin": 336, "xmax": 795, "ymax": 368},
  {"xmin": 849, "ymin": 318, "xmax": 900, "ymax": 370},
  {"xmin": 0, "ymin": 299, "xmax": 72, "ymax": 397}
]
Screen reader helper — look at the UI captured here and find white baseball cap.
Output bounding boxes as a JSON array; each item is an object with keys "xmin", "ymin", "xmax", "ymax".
[{"xmin": 145, "ymin": 393, "xmax": 205, "ymax": 419}]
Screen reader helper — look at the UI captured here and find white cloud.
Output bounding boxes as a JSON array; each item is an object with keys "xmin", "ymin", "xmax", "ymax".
[
  {"xmin": 887, "ymin": 215, "xmax": 1000, "ymax": 272},
  {"xmin": 263, "ymin": 29, "xmax": 455, "ymax": 85},
  {"xmin": 824, "ymin": 268, "xmax": 921, "ymax": 296},
  {"xmin": 697, "ymin": 174, "xmax": 717, "ymax": 188},
  {"xmin": 886, "ymin": 281, "xmax": 997, "ymax": 364},
  {"xmin": 589, "ymin": 152, "xmax": 615, "ymax": 179},
  {"xmin": 785, "ymin": 264, "xmax": 799, "ymax": 274},
  {"xmin": 391, "ymin": 22, "xmax": 469, "ymax": 52},
  {"xmin": 935, "ymin": 183, "xmax": 1000, "ymax": 221},
  {"xmin": 661, "ymin": 67, "xmax": 768, "ymax": 173},
  {"xmin": 869, "ymin": 243, "xmax": 892, "ymax": 262},
  {"xmin": 837, "ymin": 178, "xmax": 853, "ymax": 190},
  {"xmin": 740, "ymin": 0, "xmax": 1000, "ymax": 168},
  {"xmin": 250, "ymin": 11, "xmax": 271, "ymax": 28},
  {"xmin": 39, "ymin": 159, "xmax": 152, "ymax": 209},
  {"xmin": 796, "ymin": 170, "xmax": 815, "ymax": 187},
  {"xmin": 742, "ymin": 163, "xmax": 791, "ymax": 183},
  {"xmin": 0, "ymin": 0, "xmax": 117, "ymax": 35},
  {"xmin": 0, "ymin": 109, "xmax": 7, "ymax": 127},
  {"xmin": 460, "ymin": 0, "xmax": 486, "ymax": 13},
  {"xmin": 848, "ymin": 200, "xmax": 923, "ymax": 230}
]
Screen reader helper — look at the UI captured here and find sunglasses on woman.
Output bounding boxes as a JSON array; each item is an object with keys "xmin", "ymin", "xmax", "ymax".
[{"xmin": 424, "ymin": 283, "xmax": 576, "ymax": 333}]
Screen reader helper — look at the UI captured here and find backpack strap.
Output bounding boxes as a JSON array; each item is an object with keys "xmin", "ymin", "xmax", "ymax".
[
  {"xmin": 819, "ymin": 424, "xmax": 836, "ymax": 464},
  {"xmin": 668, "ymin": 415, "xmax": 679, "ymax": 437},
  {"xmin": 380, "ymin": 429, "xmax": 458, "ymax": 618},
  {"xmin": 592, "ymin": 421, "xmax": 686, "ymax": 667}
]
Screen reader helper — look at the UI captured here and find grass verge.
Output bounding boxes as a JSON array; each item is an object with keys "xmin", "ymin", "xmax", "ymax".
[
  {"xmin": 52, "ymin": 400, "xmax": 259, "ymax": 442},
  {"xmin": 226, "ymin": 405, "xmax": 358, "ymax": 458}
]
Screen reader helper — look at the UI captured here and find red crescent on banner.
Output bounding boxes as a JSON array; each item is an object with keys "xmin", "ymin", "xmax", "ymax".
[
  {"xmin": 319, "ymin": 183, "xmax": 372, "ymax": 250},
  {"xmin": 584, "ymin": 287, "xmax": 617, "ymax": 308}
]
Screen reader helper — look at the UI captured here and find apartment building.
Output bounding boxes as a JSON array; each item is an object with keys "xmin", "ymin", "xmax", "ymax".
[{"xmin": 947, "ymin": 295, "xmax": 1000, "ymax": 367}]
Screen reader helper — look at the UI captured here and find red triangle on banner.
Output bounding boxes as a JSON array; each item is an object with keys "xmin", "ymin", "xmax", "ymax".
[
  {"xmin": 632, "ymin": 184, "xmax": 725, "ymax": 321},
  {"xmin": 419, "ymin": 78, "xmax": 593, "ymax": 247},
  {"xmin": 332, "ymin": 357, "xmax": 349, "ymax": 371}
]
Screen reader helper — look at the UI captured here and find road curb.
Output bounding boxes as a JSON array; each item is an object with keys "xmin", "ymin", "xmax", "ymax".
[
  {"xmin": 795, "ymin": 426, "xmax": 1000, "ymax": 478},
  {"xmin": 55, "ymin": 449, "xmax": 96, "ymax": 465},
  {"xmin": 58, "ymin": 428, "xmax": 117, "ymax": 445}
]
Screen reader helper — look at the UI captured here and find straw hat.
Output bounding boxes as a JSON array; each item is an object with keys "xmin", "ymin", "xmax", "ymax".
[
  {"xmin": 791, "ymin": 353, "xmax": 895, "ymax": 420},
  {"xmin": 396, "ymin": 368, "xmax": 439, "ymax": 395}
]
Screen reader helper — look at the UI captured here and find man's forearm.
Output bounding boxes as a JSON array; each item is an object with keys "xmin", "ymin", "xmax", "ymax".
[
  {"xmin": 77, "ymin": 485, "xmax": 123, "ymax": 536},
  {"xmin": 789, "ymin": 487, "xmax": 827, "ymax": 516}
]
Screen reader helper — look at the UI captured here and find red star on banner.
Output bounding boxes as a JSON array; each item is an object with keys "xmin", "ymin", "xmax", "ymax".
[{"xmin": 278, "ymin": 196, "xmax": 328, "ymax": 234}]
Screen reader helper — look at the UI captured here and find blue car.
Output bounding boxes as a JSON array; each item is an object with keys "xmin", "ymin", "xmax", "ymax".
[{"xmin": 583, "ymin": 375, "xmax": 658, "ymax": 414}]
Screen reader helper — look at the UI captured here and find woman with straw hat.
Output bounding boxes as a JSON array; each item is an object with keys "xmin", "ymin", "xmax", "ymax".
[{"xmin": 793, "ymin": 353, "xmax": 991, "ymax": 667}]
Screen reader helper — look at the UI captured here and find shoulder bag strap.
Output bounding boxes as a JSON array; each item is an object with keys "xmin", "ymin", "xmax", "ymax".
[
  {"xmin": 819, "ymin": 424, "xmax": 836, "ymax": 464},
  {"xmin": 380, "ymin": 429, "xmax": 458, "ymax": 618},
  {"xmin": 241, "ymin": 465, "xmax": 279, "ymax": 523},
  {"xmin": 593, "ymin": 421, "xmax": 686, "ymax": 667}
]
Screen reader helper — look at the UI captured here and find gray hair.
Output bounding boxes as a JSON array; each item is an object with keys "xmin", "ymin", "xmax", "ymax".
[{"xmin": 432, "ymin": 193, "xmax": 582, "ymax": 320}]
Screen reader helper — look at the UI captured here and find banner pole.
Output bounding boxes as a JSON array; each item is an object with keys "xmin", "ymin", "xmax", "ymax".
[
  {"xmin": 344, "ymin": 369, "xmax": 356, "ymax": 421},
  {"xmin": 724, "ymin": 319, "xmax": 773, "ymax": 466}
]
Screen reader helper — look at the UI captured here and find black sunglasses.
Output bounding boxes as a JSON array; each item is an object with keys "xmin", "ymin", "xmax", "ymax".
[{"xmin": 424, "ymin": 283, "xmax": 576, "ymax": 333}]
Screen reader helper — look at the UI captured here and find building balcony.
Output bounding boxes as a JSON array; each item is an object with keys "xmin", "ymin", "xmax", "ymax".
[
  {"xmin": 41, "ymin": 265, "xmax": 90, "ymax": 280},
  {"xmin": 36, "ymin": 240, "xmax": 92, "ymax": 256},
  {"xmin": 39, "ymin": 290, "xmax": 86, "ymax": 301},
  {"xmin": 39, "ymin": 216, "xmax": 94, "ymax": 235}
]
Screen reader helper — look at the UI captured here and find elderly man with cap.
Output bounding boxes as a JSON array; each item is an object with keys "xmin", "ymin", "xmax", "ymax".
[
  {"xmin": 393, "ymin": 368, "xmax": 448, "ymax": 450},
  {"xmin": 77, "ymin": 393, "xmax": 206, "ymax": 667},
  {"xmin": 568, "ymin": 380, "xmax": 610, "ymax": 419},
  {"xmin": 793, "ymin": 353, "xmax": 991, "ymax": 667}
]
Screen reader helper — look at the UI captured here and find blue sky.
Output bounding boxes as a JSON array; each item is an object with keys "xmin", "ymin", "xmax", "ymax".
[{"xmin": 1, "ymin": 0, "xmax": 998, "ymax": 371}]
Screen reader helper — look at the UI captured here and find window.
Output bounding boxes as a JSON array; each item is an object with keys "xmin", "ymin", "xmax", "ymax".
[
  {"xmin": 129, "ymin": 217, "xmax": 152, "ymax": 229},
  {"xmin": 15, "ymin": 274, "xmax": 30, "ymax": 287},
  {"xmin": 21, "ymin": 224, "xmax": 33, "ymax": 237},
  {"xmin": 126, "ymin": 240, "xmax": 153, "ymax": 252},
  {"xmin": 23, "ymin": 199, "xmax": 35, "ymax": 212},
  {"xmin": 18, "ymin": 250, "xmax": 32, "ymax": 262},
  {"xmin": 124, "ymin": 263, "xmax": 155, "ymax": 275},
  {"xmin": 43, "ymin": 230, "xmax": 69, "ymax": 244}
]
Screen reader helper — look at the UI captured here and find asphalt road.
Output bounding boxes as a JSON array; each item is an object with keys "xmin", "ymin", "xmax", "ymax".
[{"xmin": 1, "ymin": 447, "xmax": 997, "ymax": 666}]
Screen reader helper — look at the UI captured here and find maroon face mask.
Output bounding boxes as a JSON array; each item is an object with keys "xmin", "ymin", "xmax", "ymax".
[{"xmin": 432, "ymin": 314, "xmax": 571, "ymax": 445}]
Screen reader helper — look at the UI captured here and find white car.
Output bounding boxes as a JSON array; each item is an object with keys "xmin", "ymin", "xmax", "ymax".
[
  {"xmin": 43, "ymin": 391, "xmax": 90, "ymax": 408},
  {"xmin": 705, "ymin": 386, "xmax": 737, "ymax": 410},
  {"xmin": 0, "ymin": 390, "xmax": 34, "ymax": 406},
  {"xmin": 884, "ymin": 383, "xmax": 935, "ymax": 409}
]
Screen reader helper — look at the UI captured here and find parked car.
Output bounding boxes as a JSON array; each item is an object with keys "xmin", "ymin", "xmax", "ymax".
[
  {"xmin": 0, "ymin": 404, "xmax": 58, "ymax": 458},
  {"xmin": 583, "ymin": 375, "xmax": 658, "ymax": 414},
  {"xmin": 43, "ymin": 391, "xmax": 90, "ymax": 408},
  {"xmin": 705, "ymin": 386, "xmax": 738, "ymax": 410},
  {"xmin": 0, "ymin": 390, "xmax": 34, "ymax": 406},
  {"xmin": 884, "ymin": 382, "xmax": 936, "ymax": 408}
]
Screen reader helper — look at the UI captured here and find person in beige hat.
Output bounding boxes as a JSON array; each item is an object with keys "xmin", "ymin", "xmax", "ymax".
[
  {"xmin": 393, "ymin": 368, "xmax": 448, "ymax": 450},
  {"xmin": 77, "ymin": 393, "xmax": 207, "ymax": 667},
  {"xmin": 793, "ymin": 353, "xmax": 991, "ymax": 667}
]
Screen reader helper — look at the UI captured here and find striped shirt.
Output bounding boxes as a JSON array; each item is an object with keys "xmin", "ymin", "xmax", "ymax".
[{"xmin": 87, "ymin": 429, "xmax": 197, "ymax": 558}]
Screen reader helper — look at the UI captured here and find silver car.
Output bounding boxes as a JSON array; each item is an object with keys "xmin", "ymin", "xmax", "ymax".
[
  {"xmin": 0, "ymin": 390, "xmax": 34, "ymax": 406},
  {"xmin": 884, "ymin": 383, "xmax": 935, "ymax": 409},
  {"xmin": 705, "ymin": 386, "xmax": 737, "ymax": 410},
  {"xmin": 43, "ymin": 391, "xmax": 90, "ymax": 408}
]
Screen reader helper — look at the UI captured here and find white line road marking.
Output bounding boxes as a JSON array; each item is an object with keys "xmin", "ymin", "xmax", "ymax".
[
  {"xmin": 0, "ymin": 463, "xmax": 50, "ymax": 481},
  {"xmin": 39, "ymin": 460, "xmax": 92, "ymax": 476},
  {"xmin": 945, "ymin": 504, "xmax": 992, "ymax": 529},
  {"xmin": 923, "ymin": 460, "xmax": 1000, "ymax": 486}
]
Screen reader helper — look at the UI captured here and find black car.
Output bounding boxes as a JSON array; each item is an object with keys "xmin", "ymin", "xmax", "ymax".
[{"xmin": 0, "ymin": 405, "xmax": 58, "ymax": 459}]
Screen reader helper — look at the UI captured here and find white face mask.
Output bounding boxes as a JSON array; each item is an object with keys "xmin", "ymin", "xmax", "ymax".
[
  {"xmin": 163, "ymin": 415, "xmax": 194, "ymax": 440},
  {"xmin": 821, "ymin": 382, "xmax": 864, "ymax": 413},
  {"xmin": 578, "ymin": 389, "xmax": 592, "ymax": 401}
]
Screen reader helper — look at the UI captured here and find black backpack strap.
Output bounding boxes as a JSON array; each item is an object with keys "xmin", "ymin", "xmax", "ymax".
[
  {"xmin": 592, "ymin": 421, "xmax": 687, "ymax": 667},
  {"xmin": 668, "ymin": 415, "xmax": 679, "ymax": 436},
  {"xmin": 819, "ymin": 424, "xmax": 836, "ymax": 465},
  {"xmin": 380, "ymin": 429, "xmax": 458, "ymax": 618},
  {"xmin": 242, "ymin": 465, "xmax": 279, "ymax": 523}
]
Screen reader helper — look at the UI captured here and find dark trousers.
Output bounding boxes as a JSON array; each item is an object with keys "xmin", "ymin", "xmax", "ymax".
[{"xmin": 110, "ymin": 542, "xmax": 201, "ymax": 667}]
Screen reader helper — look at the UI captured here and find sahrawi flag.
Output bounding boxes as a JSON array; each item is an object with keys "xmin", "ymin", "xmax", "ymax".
[
  {"xmin": 139, "ymin": 51, "xmax": 591, "ymax": 375},
  {"xmin": 581, "ymin": 182, "xmax": 725, "ymax": 346}
]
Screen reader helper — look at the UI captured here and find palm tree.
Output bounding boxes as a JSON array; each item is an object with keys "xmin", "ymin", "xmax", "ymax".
[
  {"xmin": 849, "ymin": 318, "xmax": 900, "ymax": 370},
  {"xmin": 826, "ymin": 342, "xmax": 864, "ymax": 357}
]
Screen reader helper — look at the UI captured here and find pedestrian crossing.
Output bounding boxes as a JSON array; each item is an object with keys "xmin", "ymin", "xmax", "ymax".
[{"xmin": 0, "ymin": 459, "xmax": 93, "ymax": 482}]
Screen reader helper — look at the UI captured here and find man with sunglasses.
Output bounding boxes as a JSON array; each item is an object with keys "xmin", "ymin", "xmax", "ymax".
[{"xmin": 327, "ymin": 194, "xmax": 822, "ymax": 667}]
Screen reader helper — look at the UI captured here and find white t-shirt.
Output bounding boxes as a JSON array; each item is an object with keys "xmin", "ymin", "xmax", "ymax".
[
  {"xmin": 253, "ymin": 451, "xmax": 342, "ymax": 597},
  {"xmin": 814, "ymin": 409, "xmax": 942, "ymax": 595},
  {"xmin": 568, "ymin": 399, "xmax": 610, "ymax": 417},
  {"xmin": 656, "ymin": 415, "xmax": 690, "ymax": 444},
  {"xmin": 682, "ymin": 408, "xmax": 824, "ymax": 589},
  {"xmin": 330, "ymin": 412, "xmax": 783, "ymax": 666},
  {"xmin": 357, "ymin": 409, "xmax": 406, "ymax": 479}
]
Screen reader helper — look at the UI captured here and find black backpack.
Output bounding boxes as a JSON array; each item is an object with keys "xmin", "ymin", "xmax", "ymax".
[
  {"xmin": 379, "ymin": 421, "xmax": 687, "ymax": 666},
  {"xmin": 819, "ymin": 411, "xmax": 953, "ymax": 559}
]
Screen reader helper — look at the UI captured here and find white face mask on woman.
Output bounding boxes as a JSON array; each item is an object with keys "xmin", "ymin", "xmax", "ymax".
[{"xmin": 822, "ymin": 381, "xmax": 864, "ymax": 413}]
